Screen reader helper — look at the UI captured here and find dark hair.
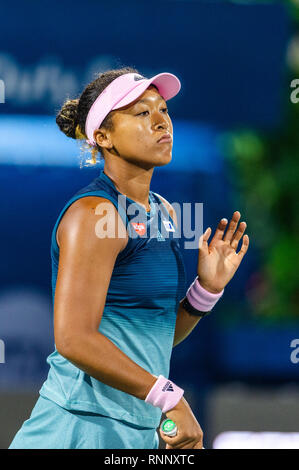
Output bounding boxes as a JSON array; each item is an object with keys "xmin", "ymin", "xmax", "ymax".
[{"xmin": 56, "ymin": 66, "xmax": 140, "ymax": 165}]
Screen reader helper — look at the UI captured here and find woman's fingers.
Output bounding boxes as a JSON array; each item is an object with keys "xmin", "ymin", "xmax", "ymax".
[
  {"xmin": 161, "ymin": 429, "xmax": 194, "ymax": 448},
  {"xmin": 166, "ymin": 437, "xmax": 202, "ymax": 449},
  {"xmin": 165, "ymin": 437, "xmax": 195, "ymax": 449},
  {"xmin": 223, "ymin": 211, "xmax": 241, "ymax": 243},
  {"xmin": 236, "ymin": 234, "xmax": 250, "ymax": 259},
  {"xmin": 172, "ymin": 438, "xmax": 204, "ymax": 449},
  {"xmin": 230, "ymin": 221, "xmax": 247, "ymax": 250},
  {"xmin": 209, "ymin": 211, "xmax": 247, "ymax": 250},
  {"xmin": 192, "ymin": 440, "xmax": 204, "ymax": 449},
  {"xmin": 208, "ymin": 218, "xmax": 228, "ymax": 247},
  {"xmin": 161, "ymin": 428, "xmax": 203, "ymax": 449}
]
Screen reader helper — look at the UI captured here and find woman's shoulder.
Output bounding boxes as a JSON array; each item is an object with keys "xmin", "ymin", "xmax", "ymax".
[{"xmin": 56, "ymin": 196, "xmax": 128, "ymax": 250}]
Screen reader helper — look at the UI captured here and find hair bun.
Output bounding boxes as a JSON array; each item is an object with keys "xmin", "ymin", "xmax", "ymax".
[{"xmin": 56, "ymin": 99, "xmax": 79, "ymax": 139}]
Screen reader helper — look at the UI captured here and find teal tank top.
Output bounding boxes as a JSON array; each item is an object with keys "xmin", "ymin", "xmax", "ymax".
[{"xmin": 39, "ymin": 170, "xmax": 187, "ymax": 428}]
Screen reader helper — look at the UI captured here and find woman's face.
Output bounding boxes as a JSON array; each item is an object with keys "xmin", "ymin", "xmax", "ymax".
[{"xmin": 96, "ymin": 85, "xmax": 173, "ymax": 168}]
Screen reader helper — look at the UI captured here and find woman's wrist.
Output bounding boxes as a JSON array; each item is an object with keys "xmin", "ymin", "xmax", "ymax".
[
  {"xmin": 186, "ymin": 276, "xmax": 224, "ymax": 313},
  {"xmin": 142, "ymin": 374, "xmax": 160, "ymax": 400},
  {"xmin": 197, "ymin": 278, "xmax": 224, "ymax": 294},
  {"xmin": 165, "ymin": 396, "xmax": 184, "ymax": 414},
  {"xmin": 144, "ymin": 375, "xmax": 184, "ymax": 412}
]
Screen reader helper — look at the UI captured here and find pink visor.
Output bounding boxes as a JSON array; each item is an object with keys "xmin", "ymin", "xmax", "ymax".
[{"xmin": 85, "ymin": 72, "xmax": 181, "ymax": 146}]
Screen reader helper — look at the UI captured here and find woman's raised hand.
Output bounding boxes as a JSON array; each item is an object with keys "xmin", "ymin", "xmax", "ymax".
[{"xmin": 196, "ymin": 211, "xmax": 249, "ymax": 294}]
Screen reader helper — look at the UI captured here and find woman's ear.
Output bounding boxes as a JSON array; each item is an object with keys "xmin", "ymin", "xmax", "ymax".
[{"xmin": 93, "ymin": 129, "xmax": 113, "ymax": 150}]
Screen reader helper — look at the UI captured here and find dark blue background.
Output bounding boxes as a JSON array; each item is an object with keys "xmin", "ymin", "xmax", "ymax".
[{"xmin": 0, "ymin": 0, "xmax": 289, "ymax": 127}]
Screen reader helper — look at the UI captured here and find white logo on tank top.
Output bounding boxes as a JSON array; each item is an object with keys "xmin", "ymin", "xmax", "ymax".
[{"xmin": 163, "ymin": 220, "xmax": 175, "ymax": 232}]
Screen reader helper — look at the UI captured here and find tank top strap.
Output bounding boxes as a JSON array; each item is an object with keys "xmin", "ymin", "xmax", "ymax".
[{"xmin": 150, "ymin": 191, "xmax": 176, "ymax": 228}]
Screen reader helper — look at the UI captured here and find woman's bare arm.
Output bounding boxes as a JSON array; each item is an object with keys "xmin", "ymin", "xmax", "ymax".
[
  {"xmin": 173, "ymin": 302, "xmax": 201, "ymax": 347},
  {"xmin": 54, "ymin": 196, "xmax": 157, "ymax": 400}
]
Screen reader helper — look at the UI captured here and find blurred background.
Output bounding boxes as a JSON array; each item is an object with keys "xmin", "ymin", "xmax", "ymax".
[{"xmin": 0, "ymin": 0, "xmax": 299, "ymax": 449}]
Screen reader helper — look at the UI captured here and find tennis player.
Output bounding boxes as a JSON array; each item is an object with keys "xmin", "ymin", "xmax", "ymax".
[{"xmin": 9, "ymin": 67, "xmax": 249, "ymax": 449}]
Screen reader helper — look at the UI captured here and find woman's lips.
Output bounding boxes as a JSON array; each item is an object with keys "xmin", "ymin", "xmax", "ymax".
[{"xmin": 157, "ymin": 135, "xmax": 172, "ymax": 143}]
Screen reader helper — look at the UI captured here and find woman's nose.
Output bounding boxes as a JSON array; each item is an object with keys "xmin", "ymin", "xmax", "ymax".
[{"xmin": 153, "ymin": 113, "xmax": 168, "ymax": 130}]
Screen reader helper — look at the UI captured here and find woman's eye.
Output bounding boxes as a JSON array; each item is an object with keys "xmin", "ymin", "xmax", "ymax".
[{"xmin": 136, "ymin": 108, "xmax": 168, "ymax": 116}]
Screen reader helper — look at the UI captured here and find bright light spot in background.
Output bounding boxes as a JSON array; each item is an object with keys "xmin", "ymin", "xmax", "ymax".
[
  {"xmin": 213, "ymin": 431, "xmax": 299, "ymax": 449},
  {"xmin": 0, "ymin": 115, "xmax": 223, "ymax": 173}
]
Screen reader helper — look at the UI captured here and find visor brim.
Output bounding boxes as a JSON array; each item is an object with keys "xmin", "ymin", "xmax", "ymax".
[{"xmin": 112, "ymin": 72, "xmax": 181, "ymax": 110}]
